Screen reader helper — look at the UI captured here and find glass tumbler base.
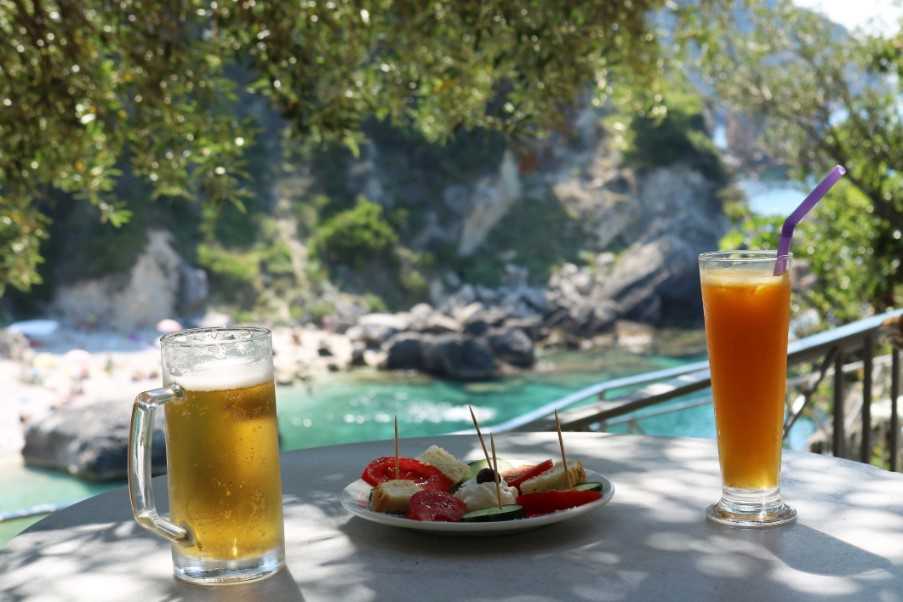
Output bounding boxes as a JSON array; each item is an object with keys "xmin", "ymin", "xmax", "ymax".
[
  {"xmin": 173, "ymin": 546, "xmax": 284, "ymax": 585},
  {"xmin": 706, "ymin": 487, "xmax": 797, "ymax": 528}
]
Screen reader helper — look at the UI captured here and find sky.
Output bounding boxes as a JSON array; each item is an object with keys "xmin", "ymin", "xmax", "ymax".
[{"xmin": 794, "ymin": 0, "xmax": 902, "ymax": 36}]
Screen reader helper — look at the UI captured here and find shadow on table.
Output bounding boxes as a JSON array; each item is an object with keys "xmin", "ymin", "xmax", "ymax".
[
  {"xmin": 160, "ymin": 567, "xmax": 304, "ymax": 602},
  {"xmin": 709, "ymin": 521, "xmax": 895, "ymax": 577},
  {"xmin": 324, "ymin": 435, "xmax": 900, "ymax": 601}
]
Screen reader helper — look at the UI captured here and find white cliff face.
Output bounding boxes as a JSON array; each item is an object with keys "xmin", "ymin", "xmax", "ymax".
[
  {"xmin": 457, "ymin": 150, "xmax": 522, "ymax": 256},
  {"xmin": 53, "ymin": 231, "xmax": 194, "ymax": 331}
]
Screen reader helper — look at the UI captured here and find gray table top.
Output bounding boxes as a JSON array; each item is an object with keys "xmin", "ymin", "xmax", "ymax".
[{"xmin": 1, "ymin": 433, "xmax": 902, "ymax": 602}]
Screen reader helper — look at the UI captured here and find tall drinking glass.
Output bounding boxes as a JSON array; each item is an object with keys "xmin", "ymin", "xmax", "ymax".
[
  {"xmin": 128, "ymin": 327, "xmax": 285, "ymax": 583},
  {"xmin": 700, "ymin": 251, "xmax": 797, "ymax": 527}
]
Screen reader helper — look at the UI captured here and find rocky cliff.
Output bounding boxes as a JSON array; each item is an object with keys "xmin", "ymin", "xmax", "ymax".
[{"xmin": 16, "ymin": 91, "xmax": 730, "ymax": 338}]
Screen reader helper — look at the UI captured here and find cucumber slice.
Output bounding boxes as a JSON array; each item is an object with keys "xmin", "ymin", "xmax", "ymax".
[
  {"xmin": 575, "ymin": 481, "xmax": 603, "ymax": 493},
  {"xmin": 461, "ymin": 504, "xmax": 524, "ymax": 522},
  {"xmin": 467, "ymin": 458, "xmax": 512, "ymax": 479}
]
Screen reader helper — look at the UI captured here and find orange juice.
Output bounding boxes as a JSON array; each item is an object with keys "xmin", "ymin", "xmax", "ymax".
[{"xmin": 701, "ymin": 267, "xmax": 790, "ymax": 490}]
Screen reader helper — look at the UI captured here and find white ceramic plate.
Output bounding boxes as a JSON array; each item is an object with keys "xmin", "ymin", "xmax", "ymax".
[{"xmin": 340, "ymin": 469, "xmax": 614, "ymax": 535}]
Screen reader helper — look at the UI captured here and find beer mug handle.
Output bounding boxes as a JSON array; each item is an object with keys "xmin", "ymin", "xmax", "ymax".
[{"xmin": 127, "ymin": 386, "xmax": 190, "ymax": 543}]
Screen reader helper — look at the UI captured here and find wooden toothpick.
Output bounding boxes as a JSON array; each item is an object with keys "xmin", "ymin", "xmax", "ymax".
[
  {"xmin": 394, "ymin": 415, "xmax": 400, "ymax": 479},
  {"xmin": 554, "ymin": 410, "xmax": 572, "ymax": 489},
  {"xmin": 468, "ymin": 405, "xmax": 493, "ymax": 469},
  {"xmin": 490, "ymin": 433, "xmax": 503, "ymax": 510}
]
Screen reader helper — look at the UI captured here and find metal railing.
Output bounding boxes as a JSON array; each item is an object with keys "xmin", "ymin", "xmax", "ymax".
[{"xmin": 491, "ymin": 308, "xmax": 902, "ymax": 472}]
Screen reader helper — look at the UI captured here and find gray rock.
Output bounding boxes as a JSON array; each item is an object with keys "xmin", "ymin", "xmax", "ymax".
[
  {"xmin": 462, "ymin": 307, "xmax": 508, "ymax": 336},
  {"xmin": 177, "ymin": 265, "xmax": 208, "ymax": 314},
  {"xmin": 329, "ymin": 297, "xmax": 370, "ymax": 334},
  {"xmin": 457, "ymin": 150, "xmax": 521, "ymax": 256},
  {"xmin": 614, "ymin": 320, "xmax": 655, "ymax": 353},
  {"xmin": 422, "ymin": 334, "xmax": 497, "ymax": 380},
  {"xmin": 53, "ymin": 230, "xmax": 185, "ymax": 331},
  {"xmin": 543, "ymin": 164, "xmax": 728, "ymax": 331},
  {"xmin": 518, "ymin": 287, "xmax": 549, "ymax": 314},
  {"xmin": 502, "ymin": 264, "xmax": 529, "ymax": 289},
  {"xmin": 415, "ymin": 313, "xmax": 461, "ymax": 334},
  {"xmin": 353, "ymin": 313, "xmax": 412, "ymax": 347},
  {"xmin": 344, "ymin": 325, "xmax": 365, "ymax": 342},
  {"xmin": 475, "ymin": 285, "xmax": 499, "ymax": 304},
  {"xmin": 597, "ymin": 236, "xmax": 699, "ymax": 324},
  {"xmin": 595, "ymin": 252, "xmax": 616, "ymax": 273},
  {"xmin": 0, "ymin": 329, "xmax": 30, "ymax": 360},
  {"xmin": 488, "ymin": 328, "xmax": 535, "ymax": 368},
  {"xmin": 504, "ymin": 316, "xmax": 544, "ymax": 341},
  {"xmin": 543, "ymin": 328, "xmax": 581, "ymax": 349},
  {"xmin": 22, "ymin": 401, "xmax": 165, "ymax": 481},
  {"xmin": 452, "ymin": 302, "xmax": 484, "ymax": 325},
  {"xmin": 443, "ymin": 271, "xmax": 462, "ymax": 289},
  {"xmin": 428, "ymin": 279, "xmax": 446, "ymax": 308},
  {"xmin": 350, "ymin": 342, "xmax": 367, "ymax": 367},
  {"xmin": 409, "ymin": 303, "xmax": 434, "ymax": 320},
  {"xmin": 383, "ymin": 334, "xmax": 424, "ymax": 370},
  {"xmin": 572, "ymin": 270, "xmax": 593, "ymax": 295}
]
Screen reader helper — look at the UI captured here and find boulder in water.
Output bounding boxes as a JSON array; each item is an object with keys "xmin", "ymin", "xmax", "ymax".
[
  {"xmin": 462, "ymin": 307, "xmax": 508, "ymax": 336},
  {"xmin": 488, "ymin": 328, "xmax": 535, "ymax": 368},
  {"xmin": 383, "ymin": 334, "xmax": 425, "ymax": 371},
  {"xmin": 422, "ymin": 334, "xmax": 497, "ymax": 380},
  {"xmin": 22, "ymin": 400, "xmax": 166, "ymax": 481}
]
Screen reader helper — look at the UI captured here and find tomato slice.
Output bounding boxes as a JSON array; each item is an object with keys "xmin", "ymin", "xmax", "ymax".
[
  {"xmin": 407, "ymin": 490, "xmax": 467, "ymax": 522},
  {"xmin": 503, "ymin": 459, "xmax": 554, "ymax": 491},
  {"xmin": 516, "ymin": 489, "xmax": 601, "ymax": 517},
  {"xmin": 362, "ymin": 457, "xmax": 452, "ymax": 492}
]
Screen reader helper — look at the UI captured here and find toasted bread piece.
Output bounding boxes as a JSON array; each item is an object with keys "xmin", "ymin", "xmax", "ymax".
[
  {"xmin": 370, "ymin": 479, "xmax": 422, "ymax": 513},
  {"xmin": 418, "ymin": 445, "xmax": 471, "ymax": 483},
  {"xmin": 518, "ymin": 461, "xmax": 586, "ymax": 494}
]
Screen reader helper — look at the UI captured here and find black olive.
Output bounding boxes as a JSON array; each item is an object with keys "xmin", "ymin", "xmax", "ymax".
[{"xmin": 476, "ymin": 468, "xmax": 497, "ymax": 484}]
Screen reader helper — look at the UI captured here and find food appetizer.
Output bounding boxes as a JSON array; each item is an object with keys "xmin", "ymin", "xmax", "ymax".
[
  {"xmin": 361, "ymin": 447, "xmax": 602, "ymax": 523},
  {"xmin": 359, "ymin": 410, "xmax": 603, "ymax": 523}
]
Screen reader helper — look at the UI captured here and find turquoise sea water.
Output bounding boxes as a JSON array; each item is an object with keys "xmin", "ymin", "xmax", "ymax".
[
  {"xmin": 276, "ymin": 348, "xmax": 691, "ymax": 450},
  {"xmin": 1, "ymin": 345, "xmax": 815, "ymax": 545}
]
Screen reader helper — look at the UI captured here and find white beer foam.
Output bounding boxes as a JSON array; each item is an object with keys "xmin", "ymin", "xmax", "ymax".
[{"xmin": 169, "ymin": 358, "xmax": 273, "ymax": 391}]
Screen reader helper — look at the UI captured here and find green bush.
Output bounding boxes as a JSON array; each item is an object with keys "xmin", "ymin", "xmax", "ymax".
[
  {"xmin": 309, "ymin": 197, "xmax": 398, "ymax": 268},
  {"xmin": 400, "ymin": 268, "xmax": 429, "ymax": 298},
  {"xmin": 197, "ymin": 244, "xmax": 258, "ymax": 284},
  {"xmin": 262, "ymin": 241, "xmax": 294, "ymax": 276},
  {"xmin": 621, "ymin": 89, "xmax": 727, "ymax": 187},
  {"xmin": 307, "ymin": 299, "xmax": 337, "ymax": 324},
  {"xmin": 363, "ymin": 294, "xmax": 388, "ymax": 312}
]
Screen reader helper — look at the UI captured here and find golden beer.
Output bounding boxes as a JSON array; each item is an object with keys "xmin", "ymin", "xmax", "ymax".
[{"xmin": 165, "ymin": 380, "xmax": 284, "ymax": 560}]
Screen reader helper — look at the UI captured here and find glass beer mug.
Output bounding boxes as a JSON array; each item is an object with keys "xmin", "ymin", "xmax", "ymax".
[{"xmin": 128, "ymin": 327, "xmax": 285, "ymax": 584}]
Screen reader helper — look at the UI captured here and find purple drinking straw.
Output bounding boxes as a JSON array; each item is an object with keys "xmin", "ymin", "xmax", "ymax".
[{"xmin": 773, "ymin": 165, "xmax": 846, "ymax": 275}]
